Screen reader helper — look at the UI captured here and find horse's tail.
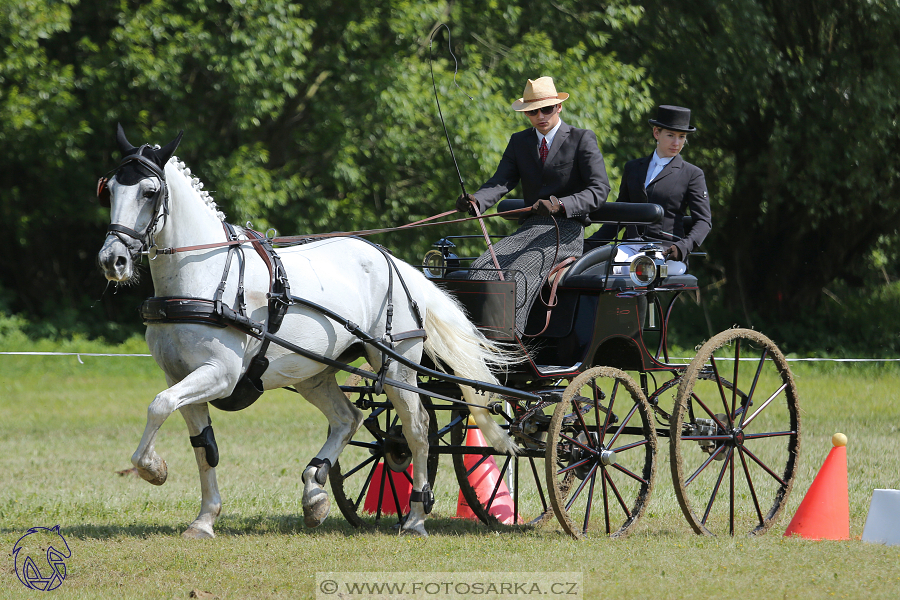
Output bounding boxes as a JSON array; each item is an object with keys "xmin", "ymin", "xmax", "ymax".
[{"xmin": 421, "ymin": 284, "xmax": 522, "ymax": 455}]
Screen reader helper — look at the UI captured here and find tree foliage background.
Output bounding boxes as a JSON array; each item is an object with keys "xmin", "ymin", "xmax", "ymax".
[{"xmin": 2, "ymin": 0, "xmax": 899, "ymax": 352}]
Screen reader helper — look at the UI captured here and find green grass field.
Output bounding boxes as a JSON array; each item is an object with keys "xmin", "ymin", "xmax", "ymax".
[{"xmin": 1, "ymin": 341, "xmax": 899, "ymax": 599}]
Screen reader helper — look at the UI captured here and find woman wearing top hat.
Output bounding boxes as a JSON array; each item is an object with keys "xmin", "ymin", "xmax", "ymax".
[
  {"xmin": 455, "ymin": 76, "xmax": 610, "ymax": 335},
  {"xmin": 585, "ymin": 105, "xmax": 712, "ymax": 262}
]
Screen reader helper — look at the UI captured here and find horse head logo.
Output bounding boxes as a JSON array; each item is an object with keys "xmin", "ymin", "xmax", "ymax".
[{"xmin": 12, "ymin": 525, "xmax": 71, "ymax": 591}]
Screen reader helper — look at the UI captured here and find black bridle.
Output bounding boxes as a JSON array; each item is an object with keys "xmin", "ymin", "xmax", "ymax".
[{"xmin": 98, "ymin": 146, "xmax": 170, "ymax": 258}]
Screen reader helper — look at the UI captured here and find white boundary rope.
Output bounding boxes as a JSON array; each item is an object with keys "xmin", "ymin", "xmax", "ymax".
[{"xmin": 1, "ymin": 352, "xmax": 899, "ymax": 363}]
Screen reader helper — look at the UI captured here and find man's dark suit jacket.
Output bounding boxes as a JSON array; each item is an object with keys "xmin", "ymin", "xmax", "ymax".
[
  {"xmin": 590, "ymin": 153, "xmax": 712, "ymax": 258},
  {"xmin": 471, "ymin": 121, "xmax": 610, "ymax": 224}
]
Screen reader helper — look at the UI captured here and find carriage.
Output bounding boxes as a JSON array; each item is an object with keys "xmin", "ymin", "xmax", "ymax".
[
  {"xmin": 330, "ymin": 199, "xmax": 800, "ymax": 539},
  {"xmin": 97, "ymin": 128, "xmax": 799, "ymax": 540}
]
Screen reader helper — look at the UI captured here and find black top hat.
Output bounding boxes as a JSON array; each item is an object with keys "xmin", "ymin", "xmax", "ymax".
[{"xmin": 648, "ymin": 105, "xmax": 696, "ymax": 133}]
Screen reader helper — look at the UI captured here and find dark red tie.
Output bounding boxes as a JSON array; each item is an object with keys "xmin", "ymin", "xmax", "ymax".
[{"xmin": 539, "ymin": 138, "xmax": 549, "ymax": 163}]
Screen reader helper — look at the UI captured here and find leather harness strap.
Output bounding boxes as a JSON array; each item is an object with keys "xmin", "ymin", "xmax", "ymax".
[{"xmin": 524, "ymin": 255, "xmax": 578, "ymax": 338}]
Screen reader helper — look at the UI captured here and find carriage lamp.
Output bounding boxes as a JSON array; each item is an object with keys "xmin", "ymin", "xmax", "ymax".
[
  {"xmin": 629, "ymin": 247, "xmax": 669, "ymax": 288},
  {"xmin": 423, "ymin": 238, "xmax": 460, "ymax": 278}
]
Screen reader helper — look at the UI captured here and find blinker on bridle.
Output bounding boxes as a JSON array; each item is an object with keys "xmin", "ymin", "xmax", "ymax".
[{"xmin": 97, "ymin": 146, "xmax": 170, "ymax": 258}]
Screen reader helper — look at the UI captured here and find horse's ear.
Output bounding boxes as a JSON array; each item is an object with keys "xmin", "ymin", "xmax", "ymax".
[
  {"xmin": 116, "ymin": 123, "xmax": 137, "ymax": 155},
  {"xmin": 156, "ymin": 130, "xmax": 184, "ymax": 165}
]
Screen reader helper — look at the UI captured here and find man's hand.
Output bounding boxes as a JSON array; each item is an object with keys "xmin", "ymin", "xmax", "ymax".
[
  {"xmin": 531, "ymin": 195, "xmax": 563, "ymax": 216},
  {"xmin": 456, "ymin": 193, "xmax": 477, "ymax": 215},
  {"xmin": 664, "ymin": 244, "xmax": 682, "ymax": 261}
]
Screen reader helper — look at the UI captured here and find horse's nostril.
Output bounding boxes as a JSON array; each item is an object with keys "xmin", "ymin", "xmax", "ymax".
[{"xmin": 115, "ymin": 256, "xmax": 128, "ymax": 269}]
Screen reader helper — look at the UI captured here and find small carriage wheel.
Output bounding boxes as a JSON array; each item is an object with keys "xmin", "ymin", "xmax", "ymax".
[
  {"xmin": 330, "ymin": 366, "xmax": 440, "ymax": 529},
  {"xmin": 670, "ymin": 328, "xmax": 801, "ymax": 536},
  {"xmin": 545, "ymin": 367, "xmax": 657, "ymax": 539},
  {"xmin": 450, "ymin": 408, "xmax": 558, "ymax": 530}
]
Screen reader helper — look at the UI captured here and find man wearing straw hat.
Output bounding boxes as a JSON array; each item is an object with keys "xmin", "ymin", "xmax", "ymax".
[{"xmin": 456, "ymin": 76, "xmax": 610, "ymax": 335}]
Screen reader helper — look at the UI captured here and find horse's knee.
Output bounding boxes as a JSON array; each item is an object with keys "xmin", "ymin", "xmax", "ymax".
[{"xmin": 148, "ymin": 390, "xmax": 178, "ymax": 420}]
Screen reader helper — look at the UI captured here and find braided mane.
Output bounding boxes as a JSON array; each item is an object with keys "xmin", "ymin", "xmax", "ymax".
[{"xmin": 169, "ymin": 156, "xmax": 226, "ymax": 222}]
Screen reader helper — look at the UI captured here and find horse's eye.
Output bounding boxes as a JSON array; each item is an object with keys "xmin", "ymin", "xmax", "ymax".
[{"xmin": 143, "ymin": 189, "xmax": 156, "ymax": 199}]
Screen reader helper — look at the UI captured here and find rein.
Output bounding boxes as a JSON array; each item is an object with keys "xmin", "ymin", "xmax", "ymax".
[{"xmin": 146, "ymin": 205, "xmax": 534, "ymax": 256}]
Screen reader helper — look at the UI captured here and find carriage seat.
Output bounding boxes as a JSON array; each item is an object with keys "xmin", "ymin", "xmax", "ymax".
[
  {"xmin": 557, "ymin": 244, "xmax": 698, "ymax": 290},
  {"xmin": 496, "ymin": 198, "xmax": 665, "ymax": 226}
]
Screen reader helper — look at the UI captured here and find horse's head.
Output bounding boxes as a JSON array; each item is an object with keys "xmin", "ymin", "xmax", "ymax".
[{"xmin": 97, "ymin": 124, "xmax": 183, "ymax": 282}]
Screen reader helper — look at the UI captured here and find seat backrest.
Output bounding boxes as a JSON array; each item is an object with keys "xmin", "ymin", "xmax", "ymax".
[{"xmin": 496, "ymin": 199, "xmax": 663, "ymax": 225}]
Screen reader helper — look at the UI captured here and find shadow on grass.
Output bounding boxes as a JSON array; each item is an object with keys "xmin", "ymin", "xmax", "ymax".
[{"xmin": 0, "ymin": 514, "xmax": 553, "ymax": 540}]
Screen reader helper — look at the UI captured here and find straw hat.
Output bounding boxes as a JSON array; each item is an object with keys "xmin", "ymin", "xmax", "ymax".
[{"xmin": 510, "ymin": 77, "xmax": 569, "ymax": 112}]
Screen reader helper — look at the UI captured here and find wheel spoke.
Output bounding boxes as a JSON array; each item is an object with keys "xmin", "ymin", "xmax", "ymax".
[
  {"xmin": 557, "ymin": 456, "xmax": 594, "ymax": 476},
  {"xmin": 529, "ymin": 456, "xmax": 548, "ymax": 513},
  {"xmin": 729, "ymin": 444, "xmax": 735, "ymax": 536},
  {"xmin": 573, "ymin": 396, "xmax": 596, "ymax": 448},
  {"xmin": 744, "ymin": 430, "xmax": 796, "ymax": 440},
  {"xmin": 604, "ymin": 469, "xmax": 633, "ymax": 517},
  {"xmin": 599, "ymin": 469, "xmax": 608, "ymax": 534},
  {"xmin": 342, "ymin": 453, "xmax": 379, "ymax": 479},
  {"xmin": 740, "ymin": 444, "xmax": 788, "ymax": 487},
  {"xmin": 565, "ymin": 462, "xmax": 598, "ymax": 512},
  {"xmin": 611, "ymin": 438, "xmax": 649, "ymax": 453},
  {"xmin": 374, "ymin": 459, "xmax": 388, "ymax": 520},
  {"xmin": 741, "ymin": 383, "xmax": 788, "ymax": 429},
  {"xmin": 583, "ymin": 468, "xmax": 598, "ymax": 534},
  {"xmin": 560, "ymin": 432, "xmax": 600, "ymax": 456},
  {"xmin": 731, "ymin": 339, "xmax": 741, "ymax": 426},
  {"xmin": 606, "ymin": 401, "xmax": 639, "ymax": 448},
  {"xmin": 709, "ymin": 355, "xmax": 731, "ymax": 418},
  {"xmin": 486, "ymin": 456, "xmax": 512, "ymax": 511},
  {"xmin": 690, "ymin": 392, "xmax": 728, "ymax": 430},
  {"xmin": 686, "ymin": 444, "xmax": 729, "ymax": 486},
  {"xmin": 347, "ymin": 440, "xmax": 379, "ymax": 450},
  {"xmin": 466, "ymin": 452, "xmax": 492, "ymax": 478},
  {"xmin": 701, "ymin": 447, "xmax": 734, "ymax": 526},
  {"xmin": 352, "ymin": 458, "xmax": 381, "ymax": 511},
  {"xmin": 738, "ymin": 349, "xmax": 769, "ymax": 428},
  {"xmin": 738, "ymin": 447, "xmax": 765, "ymax": 526},
  {"xmin": 611, "ymin": 461, "xmax": 649, "ymax": 485},
  {"xmin": 385, "ymin": 462, "xmax": 405, "ymax": 522},
  {"xmin": 597, "ymin": 380, "xmax": 619, "ymax": 446}
]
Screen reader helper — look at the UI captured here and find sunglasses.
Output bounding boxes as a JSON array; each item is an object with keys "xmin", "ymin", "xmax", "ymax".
[{"xmin": 525, "ymin": 105, "xmax": 558, "ymax": 116}]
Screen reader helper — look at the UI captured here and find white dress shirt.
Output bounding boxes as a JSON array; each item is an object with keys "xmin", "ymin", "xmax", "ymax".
[
  {"xmin": 644, "ymin": 150, "xmax": 674, "ymax": 188},
  {"xmin": 537, "ymin": 119, "xmax": 563, "ymax": 153}
]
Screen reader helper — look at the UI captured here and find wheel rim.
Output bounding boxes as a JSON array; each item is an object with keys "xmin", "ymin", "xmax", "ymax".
[
  {"xmin": 670, "ymin": 329, "xmax": 801, "ymax": 536},
  {"xmin": 546, "ymin": 367, "xmax": 657, "ymax": 539},
  {"xmin": 331, "ymin": 368, "xmax": 440, "ymax": 528}
]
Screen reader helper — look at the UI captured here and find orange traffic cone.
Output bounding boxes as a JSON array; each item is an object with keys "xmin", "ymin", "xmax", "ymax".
[
  {"xmin": 455, "ymin": 424, "xmax": 522, "ymax": 524},
  {"xmin": 783, "ymin": 433, "xmax": 850, "ymax": 540},
  {"xmin": 363, "ymin": 463, "xmax": 413, "ymax": 515}
]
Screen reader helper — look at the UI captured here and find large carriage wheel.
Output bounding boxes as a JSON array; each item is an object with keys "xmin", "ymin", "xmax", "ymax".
[
  {"xmin": 670, "ymin": 328, "xmax": 800, "ymax": 536},
  {"xmin": 545, "ymin": 367, "xmax": 657, "ymax": 539},
  {"xmin": 450, "ymin": 406, "xmax": 558, "ymax": 530},
  {"xmin": 330, "ymin": 366, "xmax": 441, "ymax": 528}
]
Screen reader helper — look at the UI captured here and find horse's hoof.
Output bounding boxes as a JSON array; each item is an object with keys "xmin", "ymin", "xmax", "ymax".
[
  {"xmin": 137, "ymin": 458, "xmax": 168, "ymax": 486},
  {"xmin": 182, "ymin": 526, "xmax": 215, "ymax": 540},
  {"xmin": 303, "ymin": 492, "xmax": 331, "ymax": 528},
  {"xmin": 400, "ymin": 523, "xmax": 429, "ymax": 538}
]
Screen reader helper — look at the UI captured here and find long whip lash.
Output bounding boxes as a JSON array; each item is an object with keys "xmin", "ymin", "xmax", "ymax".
[{"xmin": 429, "ymin": 24, "xmax": 504, "ymax": 279}]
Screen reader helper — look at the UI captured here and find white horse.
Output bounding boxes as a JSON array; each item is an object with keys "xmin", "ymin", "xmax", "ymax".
[{"xmin": 96, "ymin": 126, "xmax": 518, "ymax": 537}]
